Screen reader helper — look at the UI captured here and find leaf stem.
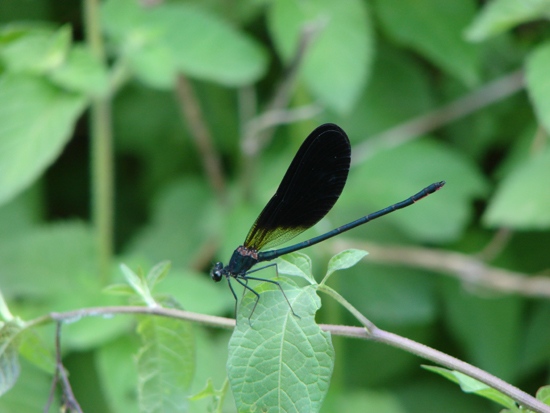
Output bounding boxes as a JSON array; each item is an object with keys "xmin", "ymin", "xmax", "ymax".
[{"xmin": 84, "ymin": 0, "xmax": 114, "ymax": 282}]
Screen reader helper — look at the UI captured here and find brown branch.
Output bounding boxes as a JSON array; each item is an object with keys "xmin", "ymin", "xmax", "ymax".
[
  {"xmin": 175, "ymin": 74, "xmax": 227, "ymax": 203},
  {"xmin": 44, "ymin": 322, "xmax": 83, "ymax": 413},
  {"xmin": 39, "ymin": 304, "xmax": 549, "ymax": 413},
  {"xmin": 332, "ymin": 239, "xmax": 550, "ymax": 298},
  {"xmin": 239, "ymin": 23, "xmax": 323, "ymax": 199},
  {"xmin": 352, "ymin": 70, "xmax": 525, "ymax": 165}
]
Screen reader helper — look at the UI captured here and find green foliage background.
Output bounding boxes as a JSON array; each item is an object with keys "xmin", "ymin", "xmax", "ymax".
[{"xmin": 1, "ymin": 0, "xmax": 550, "ymax": 412}]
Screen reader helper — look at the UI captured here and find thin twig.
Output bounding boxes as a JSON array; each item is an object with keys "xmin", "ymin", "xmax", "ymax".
[
  {"xmin": 352, "ymin": 70, "xmax": 525, "ymax": 165},
  {"xmin": 318, "ymin": 285, "xmax": 550, "ymax": 413},
  {"xmin": 477, "ymin": 228, "xmax": 513, "ymax": 262},
  {"xmin": 44, "ymin": 322, "xmax": 83, "ymax": 413},
  {"xmin": 242, "ymin": 23, "xmax": 322, "ymax": 157},
  {"xmin": 175, "ymin": 74, "xmax": 227, "ymax": 204},
  {"xmin": 28, "ymin": 302, "xmax": 548, "ymax": 413},
  {"xmin": 332, "ymin": 240, "xmax": 550, "ymax": 298}
]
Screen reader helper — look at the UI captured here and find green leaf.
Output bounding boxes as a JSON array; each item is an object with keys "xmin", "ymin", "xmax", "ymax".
[
  {"xmin": 188, "ymin": 377, "xmax": 228, "ymax": 402},
  {"xmin": 18, "ymin": 329, "xmax": 55, "ymax": 374},
  {"xmin": 0, "ymin": 358, "xmax": 56, "ymax": 412},
  {"xmin": 125, "ymin": 179, "xmax": 217, "ymax": 269},
  {"xmin": 337, "ymin": 44, "xmax": 435, "ymax": 139},
  {"xmin": 269, "ymin": 0, "xmax": 374, "ymax": 113},
  {"xmin": 346, "ymin": 139, "xmax": 488, "ymax": 243},
  {"xmin": 324, "ymin": 390, "xmax": 407, "ymax": 413},
  {"xmin": 423, "ymin": 366, "xmax": 517, "ymax": 410},
  {"xmin": 341, "ymin": 263, "xmax": 437, "ymax": 327},
  {"xmin": 324, "ymin": 249, "xmax": 368, "ymax": 282},
  {"xmin": 520, "ymin": 302, "xmax": 550, "ymax": 374},
  {"xmin": 0, "ymin": 322, "xmax": 21, "ymax": 396},
  {"xmin": 153, "ymin": 268, "xmax": 234, "ymax": 316},
  {"xmin": 96, "ymin": 335, "xmax": 141, "ymax": 413},
  {"xmin": 483, "ymin": 148, "xmax": 550, "ymax": 230},
  {"xmin": 275, "ymin": 252, "xmax": 315, "ymax": 284},
  {"xmin": 120, "ymin": 264, "xmax": 145, "ymax": 294},
  {"xmin": 0, "ymin": 74, "xmax": 87, "ymax": 205},
  {"xmin": 102, "ymin": 0, "xmax": 268, "ymax": 87},
  {"xmin": 373, "ymin": 0, "xmax": 480, "ymax": 86},
  {"xmin": 441, "ymin": 278, "xmax": 523, "ymax": 382},
  {"xmin": 526, "ymin": 42, "xmax": 550, "ymax": 134},
  {"xmin": 0, "ymin": 221, "xmax": 96, "ymax": 299},
  {"xmin": 465, "ymin": 0, "xmax": 550, "ymax": 42},
  {"xmin": 102, "ymin": 283, "xmax": 137, "ymax": 296},
  {"xmin": 136, "ymin": 316, "xmax": 195, "ymax": 413},
  {"xmin": 48, "ymin": 44, "xmax": 109, "ymax": 96},
  {"xmin": 228, "ymin": 281, "xmax": 333, "ymax": 413},
  {"xmin": 537, "ymin": 385, "xmax": 550, "ymax": 405},
  {"xmin": 146, "ymin": 260, "xmax": 171, "ymax": 290},
  {"xmin": 0, "ymin": 25, "xmax": 71, "ymax": 74}
]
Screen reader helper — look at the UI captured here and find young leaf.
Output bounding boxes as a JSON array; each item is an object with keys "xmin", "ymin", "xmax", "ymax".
[
  {"xmin": 423, "ymin": 366, "xmax": 518, "ymax": 410},
  {"xmin": 0, "ymin": 322, "xmax": 21, "ymax": 397},
  {"xmin": 322, "ymin": 249, "xmax": 368, "ymax": 284},
  {"xmin": 136, "ymin": 316, "xmax": 195, "ymax": 413},
  {"xmin": 275, "ymin": 252, "xmax": 315, "ymax": 284},
  {"xmin": 120, "ymin": 264, "xmax": 145, "ymax": 295},
  {"xmin": 102, "ymin": 283, "xmax": 137, "ymax": 296},
  {"xmin": 146, "ymin": 260, "xmax": 171, "ymax": 290},
  {"xmin": 228, "ymin": 280, "xmax": 333, "ymax": 413}
]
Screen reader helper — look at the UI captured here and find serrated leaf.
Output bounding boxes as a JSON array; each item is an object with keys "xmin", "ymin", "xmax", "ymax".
[
  {"xmin": 465, "ymin": 0, "xmax": 550, "ymax": 42},
  {"xmin": 146, "ymin": 260, "xmax": 171, "ymax": 290},
  {"xmin": 423, "ymin": 366, "xmax": 517, "ymax": 410},
  {"xmin": 0, "ymin": 322, "xmax": 21, "ymax": 396},
  {"xmin": 48, "ymin": 45, "xmax": 109, "ymax": 96},
  {"xmin": 373, "ymin": 0, "xmax": 480, "ymax": 86},
  {"xmin": 275, "ymin": 252, "xmax": 315, "ymax": 284},
  {"xmin": 324, "ymin": 249, "xmax": 368, "ymax": 282},
  {"xmin": 526, "ymin": 42, "xmax": 550, "ymax": 134},
  {"xmin": 268, "ymin": 0, "xmax": 373, "ymax": 113},
  {"xmin": 0, "ymin": 74, "xmax": 87, "ymax": 205},
  {"xmin": 228, "ymin": 281, "xmax": 333, "ymax": 413},
  {"xmin": 136, "ymin": 316, "xmax": 195, "ymax": 413},
  {"xmin": 483, "ymin": 148, "xmax": 550, "ymax": 230}
]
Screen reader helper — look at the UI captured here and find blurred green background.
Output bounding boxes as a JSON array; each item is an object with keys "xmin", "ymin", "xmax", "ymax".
[{"xmin": 1, "ymin": 0, "xmax": 550, "ymax": 412}]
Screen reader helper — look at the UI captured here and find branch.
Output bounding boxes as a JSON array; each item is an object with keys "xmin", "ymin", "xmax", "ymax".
[
  {"xmin": 332, "ymin": 239, "xmax": 550, "ymax": 299},
  {"xmin": 175, "ymin": 74, "xmax": 227, "ymax": 204},
  {"xmin": 352, "ymin": 70, "xmax": 525, "ymax": 165},
  {"xmin": 32, "ymin": 304, "xmax": 549, "ymax": 413},
  {"xmin": 318, "ymin": 285, "xmax": 550, "ymax": 413}
]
